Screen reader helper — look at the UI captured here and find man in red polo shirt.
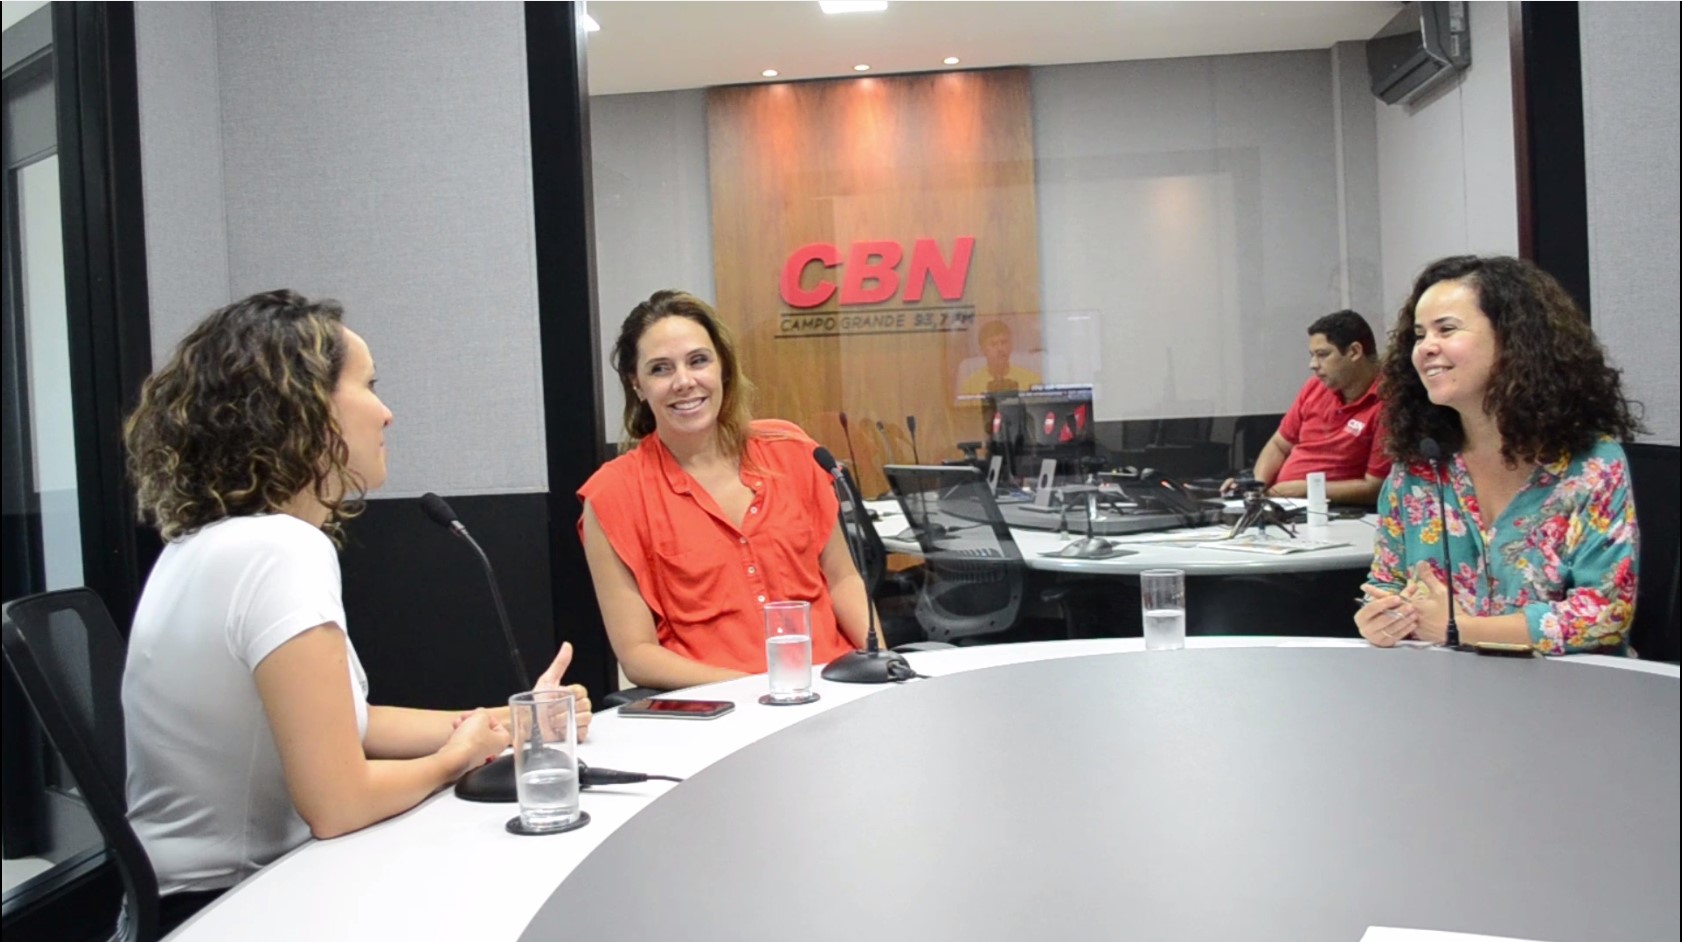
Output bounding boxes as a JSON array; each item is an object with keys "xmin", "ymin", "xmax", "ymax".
[{"xmin": 1231, "ymin": 310, "xmax": 1390, "ymax": 505}]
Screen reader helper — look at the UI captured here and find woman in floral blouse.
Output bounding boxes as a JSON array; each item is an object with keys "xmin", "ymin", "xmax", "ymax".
[{"xmin": 1356, "ymin": 255, "xmax": 1642, "ymax": 655}]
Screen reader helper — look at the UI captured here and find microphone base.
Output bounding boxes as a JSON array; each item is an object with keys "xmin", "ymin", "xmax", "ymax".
[
  {"xmin": 454, "ymin": 754, "xmax": 517, "ymax": 803},
  {"xmin": 821, "ymin": 649, "xmax": 911, "ymax": 684}
]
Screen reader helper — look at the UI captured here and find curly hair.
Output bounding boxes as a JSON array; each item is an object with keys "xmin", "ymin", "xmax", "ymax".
[
  {"xmin": 611, "ymin": 290, "xmax": 756, "ymax": 456},
  {"xmin": 123, "ymin": 290, "xmax": 363, "ymax": 542},
  {"xmin": 1379, "ymin": 255, "xmax": 1641, "ymax": 465}
]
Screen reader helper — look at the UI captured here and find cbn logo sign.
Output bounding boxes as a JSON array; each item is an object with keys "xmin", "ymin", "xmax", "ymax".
[{"xmin": 779, "ymin": 238, "xmax": 975, "ymax": 309}]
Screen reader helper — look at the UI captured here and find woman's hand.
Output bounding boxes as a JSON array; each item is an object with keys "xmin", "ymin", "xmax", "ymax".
[
  {"xmin": 535, "ymin": 641, "xmax": 574, "ymax": 690},
  {"xmin": 1404, "ymin": 564, "xmax": 1468, "ymax": 645},
  {"xmin": 1356, "ymin": 585, "xmax": 1417, "ymax": 647},
  {"xmin": 564, "ymin": 685, "xmax": 592, "ymax": 742},
  {"xmin": 444, "ymin": 708, "xmax": 510, "ymax": 774},
  {"xmin": 532, "ymin": 642, "xmax": 592, "ymax": 742}
]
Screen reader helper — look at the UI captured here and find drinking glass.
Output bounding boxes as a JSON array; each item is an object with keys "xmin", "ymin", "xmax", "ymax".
[
  {"xmin": 762, "ymin": 600, "xmax": 819, "ymax": 705},
  {"xmin": 1141, "ymin": 569, "xmax": 1186, "ymax": 651},
  {"xmin": 508, "ymin": 688, "xmax": 586, "ymax": 834}
]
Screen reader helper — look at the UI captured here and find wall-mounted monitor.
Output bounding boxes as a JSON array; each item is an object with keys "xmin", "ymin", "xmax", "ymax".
[{"xmin": 1368, "ymin": 2, "xmax": 1471, "ymax": 106}]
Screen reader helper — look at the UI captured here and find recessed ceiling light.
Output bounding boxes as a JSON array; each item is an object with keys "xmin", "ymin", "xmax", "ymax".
[
  {"xmin": 762, "ymin": 69, "xmax": 779, "ymax": 78},
  {"xmin": 943, "ymin": 56, "xmax": 960, "ymax": 66},
  {"xmin": 820, "ymin": 1, "xmax": 889, "ymax": 13},
  {"xmin": 580, "ymin": 13, "xmax": 601, "ymax": 32},
  {"xmin": 853, "ymin": 64, "xmax": 871, "ymax": 72}
]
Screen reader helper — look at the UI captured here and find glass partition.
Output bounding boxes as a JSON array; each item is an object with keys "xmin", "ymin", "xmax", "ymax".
[{"xmin": 583, "ymin": 1, "xmax": 1481, "ymax": 491}]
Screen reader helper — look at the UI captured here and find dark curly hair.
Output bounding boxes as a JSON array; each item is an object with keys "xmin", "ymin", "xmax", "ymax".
[
  {"xmin": 611, "ymin": 290, "xmax": 756, "ymax": 456},
  {"xmin": 123, "ymin": 290, "xmax": 363, "ymax": 541},
  {"xmin": 1380, "ymin": 255, "xmax": 1641, "ymax": 465}
]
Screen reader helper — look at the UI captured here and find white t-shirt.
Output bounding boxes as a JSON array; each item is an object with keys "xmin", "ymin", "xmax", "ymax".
[{"xmin": 123, "ymin": 514, "xmax": 369, "ymax": 895}]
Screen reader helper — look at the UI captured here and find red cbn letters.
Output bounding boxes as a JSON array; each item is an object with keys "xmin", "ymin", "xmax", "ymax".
[{"xmin": 779, "ymin": 237, "xmax": 974, "ymax": 309}]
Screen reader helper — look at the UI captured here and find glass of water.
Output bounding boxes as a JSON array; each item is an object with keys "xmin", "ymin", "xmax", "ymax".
[
  {"xmin": 508, "ymin": 688, "xmax": 584, "ymax": 834},
  {"xmin": 1141, "ymin": 568, "xmax": 1186, "ymax": 651},
  {"xmin": 762, "ymin": 600, "xmax": 819, "ymax": 705}
]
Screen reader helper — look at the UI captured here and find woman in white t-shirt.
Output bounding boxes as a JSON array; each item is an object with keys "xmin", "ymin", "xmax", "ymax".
[{"xmin": 120, "ymin": 290, "xmax": 592, "ymax": 931}]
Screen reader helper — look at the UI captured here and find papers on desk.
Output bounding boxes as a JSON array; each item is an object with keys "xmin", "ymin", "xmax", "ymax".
[
  {"xmin": 1195, "ymin": 533, "xmax": 1351, "ymax": 555},
  {"xmin": 1361, "ymin": 928, "xmax": 1555, "ymax": 942},
  {"xmin": 1221, "ymin": 497, "xmax": 1306, "ymax": 512},
  {"xmin": 1108, "ymin": 525, "xmax": 1234, "ymax": 544}
]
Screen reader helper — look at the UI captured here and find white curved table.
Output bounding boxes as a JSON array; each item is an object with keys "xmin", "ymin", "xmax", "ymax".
[{"xmin": 168, "ymin": 639, "xmax": 1679, "ymax": 941}]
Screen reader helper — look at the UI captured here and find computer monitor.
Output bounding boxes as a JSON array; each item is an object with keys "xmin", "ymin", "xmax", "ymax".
[
  {"xmin": 882, "ymin": 464, "xmax": 1015, "ymax": 553},
  {"xmin": 984, "ymin": 384, "xmax": 1095, "ymax": 480}
]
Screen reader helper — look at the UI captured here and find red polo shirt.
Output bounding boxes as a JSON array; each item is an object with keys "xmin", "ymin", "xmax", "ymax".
[
  {"xmin": 577, "ymin": 419, "xmax": 857, "ymax": 675},
  {"xmin": 1275, "ymin": 377, "xmax": 1390, "ymax": 484}
]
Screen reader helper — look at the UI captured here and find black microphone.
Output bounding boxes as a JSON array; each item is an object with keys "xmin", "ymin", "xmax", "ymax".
[
  {"xmin": 421, "ymin": 493, "xmax": 529, "ymax": 689},
  {"xmin": 1417, "ymin": 439, "xmax": 1461, "ymax": 647},
  {"xmin": 421, "ymin": 493, "xmax": 531, "ymax": 803},
  {"xmin": 422, "ymin": 495, "xmax": 684, "ymax": 804},
  {"xmin": 839, "ymin": 411, "xmax": 864, "ymax": 486},
  {"xmin": 906, "ymin": 414, "xmax": 921, "ymax": 466},
  {"xmin": 812, "ymin": 447, "xmax": 912, "ymax": 684}
]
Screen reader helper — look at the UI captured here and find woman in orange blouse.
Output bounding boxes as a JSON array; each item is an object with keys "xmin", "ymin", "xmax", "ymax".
[{"xmin": 578, "ymin": 291, "xmax": 873, "ymax": 691}]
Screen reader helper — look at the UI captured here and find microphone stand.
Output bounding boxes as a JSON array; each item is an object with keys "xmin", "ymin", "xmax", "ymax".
[
  {"xmin": 821, "ymin": 466, "xmax": 912, "ymax": 684},
  {"xmin": 840, "ymin": 411, "xmax": 863, "ymax": 484},
  {"xmin": 446, "ymin": 521, "xmax": 531, "ymax": 803},
  {"xmin": 1420, "ymin": 439, "xmax": 1461, "ymax": 648}
]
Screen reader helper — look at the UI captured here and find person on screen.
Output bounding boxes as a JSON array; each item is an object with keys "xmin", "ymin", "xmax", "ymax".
[
  {"xmin": 1355, "ymin": 256, "xmax": 1641, "ymax": 655},
  {"xmin": 957, "ymin": 319, "xmax": 1043, "ymax": 398},
  {"xmin": 578, "ymin": 290, "xmax": 873, "ymax": 691},
  {"xmin": 1223, "ymin": 310, "xmax": 1390, "ymax": 504},
  {"xmin": 121, "ymin": 291, "xmax": 591, "ymax": 930}
]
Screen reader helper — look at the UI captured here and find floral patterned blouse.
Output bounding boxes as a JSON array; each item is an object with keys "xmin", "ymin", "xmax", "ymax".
[{"xmin": 1366, "ymin": 438, "xmax": 1639, "ymax": 655}]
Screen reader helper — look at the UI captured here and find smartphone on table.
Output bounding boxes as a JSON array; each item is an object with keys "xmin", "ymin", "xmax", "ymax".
[{"xmin": 618, "ymin": 698, "xmax": 735, "ymax": 720}]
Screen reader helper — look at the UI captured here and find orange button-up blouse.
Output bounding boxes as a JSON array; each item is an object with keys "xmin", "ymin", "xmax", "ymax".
[{"xmin": 577, "ymin": 419, "xmax": 856, "ymax": 674}]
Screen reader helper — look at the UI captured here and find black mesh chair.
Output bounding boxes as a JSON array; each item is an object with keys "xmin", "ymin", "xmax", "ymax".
[
  {"xmin": 837, "ymin": 466, "xmax": 886, "ymax": 595},
  {"xmin": 2, "ymin": 588, "xmax": 159, "ymax": 942},
  {"xmin": 885, "ymin": 464, "xmax": 1035, "ymax": 643},
  {"xmin": 1626, "ymin": 442, "xmax": 1680, "ymax": 662},
  {"xmin": 838, "ymin": 465, "xmax": 925, "ymax": 647}
]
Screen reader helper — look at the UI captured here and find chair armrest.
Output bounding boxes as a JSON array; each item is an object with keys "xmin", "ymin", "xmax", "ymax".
[{"xmin": 602, "ymin": 686, "xmax": 666, "ymax": 709}]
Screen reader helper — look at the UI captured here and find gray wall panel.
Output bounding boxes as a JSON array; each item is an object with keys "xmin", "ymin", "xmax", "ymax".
[
  {"xmin": 134, "ymin": 1, "xmax": 231, "ymax": 357},
  {"xmin": 212, "ymin": 2, "xmax": 546, "ymax": 496},
  {"xmin": 588, "ymin": 89, "xmax": 714, "ymax": 445},
  {"xmin": 1375, "ymin": 0, "xmax": 1518, "ymax": 317},
  {"xmin": 1332, "ymin": 40, "xmax": 1384, "ymax": 330},
  {"xmin": 1581, "ymin": 3, "xmax": 1681, "ymax": 445}
]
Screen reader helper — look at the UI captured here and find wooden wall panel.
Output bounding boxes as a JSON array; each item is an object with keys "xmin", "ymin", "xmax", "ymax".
[{"xmin": 707, "ymin": 69, "xmax": 1041, "ymax": 497}]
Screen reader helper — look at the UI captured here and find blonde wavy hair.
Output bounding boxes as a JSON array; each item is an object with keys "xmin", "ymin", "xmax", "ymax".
[{"xmin": 123, "ymin": 290, "xmax": 363, "ymax": 542}]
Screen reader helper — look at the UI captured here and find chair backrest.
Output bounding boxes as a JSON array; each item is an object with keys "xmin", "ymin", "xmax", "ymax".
[
  {"xmin": 884, "ymin": 464, "xmax": 1026, "ymax": 642},
  {"xmin": 2, "ymin": 588, "xmax": 159, "ymax": 942},
  {"xmin": 836, "ymin": 466, "xmax": 887, "ymax": 597},
  {"xmin": 1625, "ymin": 443, "xmax": 1681, "ymax": 662}
]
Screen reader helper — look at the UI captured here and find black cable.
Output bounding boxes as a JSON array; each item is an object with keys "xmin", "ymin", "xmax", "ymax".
[
  {"xmin": 579, "ymin": 763, "xmax": 685, "ymax": 787},
  {"xmin": 886, "ymin": 660, "xmax": 931, "ymax": 682}
]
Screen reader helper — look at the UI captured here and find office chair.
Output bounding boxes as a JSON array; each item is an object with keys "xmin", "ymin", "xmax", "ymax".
[
  {"xmin": 837, "ymin": 465, "xmax": 925, "ymax": 647},
  {"xmin": 1626, "ymin": 442, "xmax": 1681, "ymax": 662},
  {"xmin": 2, "ymin": 588, "xmax": 160, "ymax": 942},
  {"xmin": 885, "ymin": 464, "xmax": 1087, "ymax": 643}
]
